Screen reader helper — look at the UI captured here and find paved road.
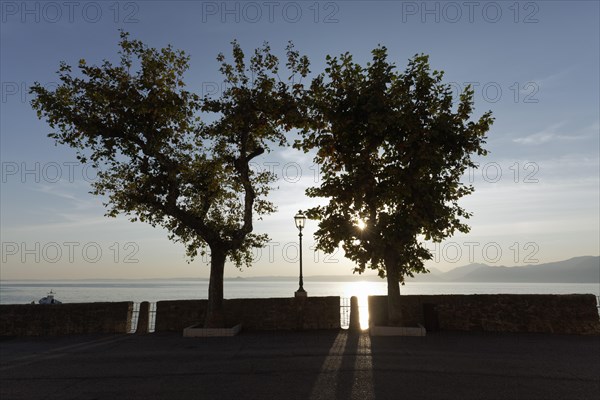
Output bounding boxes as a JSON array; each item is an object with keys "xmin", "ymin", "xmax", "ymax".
[{"xmin": 1, "ymin": 330, "xmax": 598, "ymax": 400}]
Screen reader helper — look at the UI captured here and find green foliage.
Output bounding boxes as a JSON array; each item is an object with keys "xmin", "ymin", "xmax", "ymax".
[
  {"xmin": 297, "ymin": 47, "xmax": 493, "ymax": 282},
  {"xmin": 30, "ymin": 31, "xmax": 310, "ymax": 269}
]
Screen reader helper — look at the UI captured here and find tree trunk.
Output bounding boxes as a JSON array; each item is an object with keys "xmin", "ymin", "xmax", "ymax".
[
  {"xmin": 385, "ymin": 253, "xmax": 403, "ymax": 326},
  {"xmin": 204, "ymin": 247, "xmax": 226, "ymax": 328}
]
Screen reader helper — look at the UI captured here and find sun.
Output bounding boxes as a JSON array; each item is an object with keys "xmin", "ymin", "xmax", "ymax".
[{"xmin": 356, "ymin": 219, "xmax": 366, "ymax": 230}]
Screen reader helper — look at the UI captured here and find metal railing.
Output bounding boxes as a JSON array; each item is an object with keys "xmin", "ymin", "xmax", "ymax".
[
  {"xmin": 129, "ymin": 302, "xmax": 157, "ymax": 333},
  {"xmin": 129, "ymin": 302, "xmax": 141, "ymax": 334},
  {"xmin": 340, "ymin": 297, "xmax": 351, "ymax": 329},
  {"xmin": 149, "ymin": 302, "xmax": 157, "ymax": 333}
]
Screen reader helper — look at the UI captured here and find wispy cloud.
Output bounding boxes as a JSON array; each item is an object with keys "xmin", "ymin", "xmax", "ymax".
[
  {"xmin": 32, "ymin": 183, "xmax": 97, "ymax": 211},
  {"xmin": 585, "ymin": 121, "xmax": 600, "ymax": 133},
  {"xmin": 6, "ymin": 214, "xmax": 110, "ymax": 233},
  {"xmin": 514, "ymin": 132, "xmax": 570, "ymax": 145},
  {"xmin": 531, "ymin": 68, "xmax": 573, "ymax": 91},
  {"xmin": 513, "ymin": 121, "xmax": 592, "ymax": 145}
]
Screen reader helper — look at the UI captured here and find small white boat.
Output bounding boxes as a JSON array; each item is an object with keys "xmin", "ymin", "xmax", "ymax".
[{"xmin": 38, "ymin": 290, "xmax": 62, "ymax": 304}]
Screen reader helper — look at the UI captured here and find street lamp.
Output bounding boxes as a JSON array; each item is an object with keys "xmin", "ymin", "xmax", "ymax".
[{"xmin": 294, "ymin": 210, "xmax": 307, "ymax": 297}]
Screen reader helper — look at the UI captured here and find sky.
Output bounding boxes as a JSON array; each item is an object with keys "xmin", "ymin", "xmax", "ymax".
[{"xmin": 0, "ymin": 0, "xmax": 598, "ymax": 280}]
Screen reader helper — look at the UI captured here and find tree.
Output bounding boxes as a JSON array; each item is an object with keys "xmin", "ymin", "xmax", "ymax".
[
  {"xmin": 297, "ymin": 48, "xmax": 493, "ymax": 326},
  {"xmin": 30, "ymin": 32, "xmax": 310, "ymax": 328}
]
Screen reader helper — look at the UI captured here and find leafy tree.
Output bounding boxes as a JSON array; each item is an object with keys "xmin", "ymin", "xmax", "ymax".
[
  {"xmin": 30, "ymin": 32, "xmax": 310, "ymax": 327},
  {"xmin": 297, "ymin": 48, "xmax": 493, "ymax": 325}
]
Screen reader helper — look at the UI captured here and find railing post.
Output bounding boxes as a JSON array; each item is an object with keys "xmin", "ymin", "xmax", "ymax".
[
  {"xmin": 136, "ymin": 301, "xmax": 150, "ymax": 334},
  {"xmin": 349, "ymin": 296, "xmax": 361, "ymax": 331}
]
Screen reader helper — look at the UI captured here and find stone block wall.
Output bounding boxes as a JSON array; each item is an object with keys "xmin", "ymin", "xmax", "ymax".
[
  {"xmin": 4, "ymin": 294, "xmax": 596, "ymax": 336},
  {"xmin": 154, "ymin": 300, "xmax": 205, "ymax": 332},
  {"xmin": 368, "ymin": 294, "xmax": 600, "ymax": 335},
  {"xmin": 0, "ymin": 302, "xmax": 133, "ymax": 336},
  {"xmin": 155, "ymin": 296, "xmax": 340, "ymax": 332}
]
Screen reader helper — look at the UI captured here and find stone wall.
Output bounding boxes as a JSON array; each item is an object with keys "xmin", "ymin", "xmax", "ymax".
[
  {"xmin": 4, "ymin": 294, "xmax": 595, "ymax": 336},
  {"xmin": 0, "ymin": 302, "xmax": 133, "ymax": 336},
  {"xmin": 368, "ymin": 294, "xmax": 600, "ymax": 335},
  {"xmin": 155, "ymin": 297, "xmax": 340, "ymax": 332}
]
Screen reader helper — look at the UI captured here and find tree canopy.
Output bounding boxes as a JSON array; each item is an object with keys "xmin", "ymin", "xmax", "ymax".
[
  {"xmin": 31, "ymin": 32, "xmax": 310, "ymax": 327},
  {"xmin": 297, "ymin": 47, "xmax": 493, "ymax": 325}
]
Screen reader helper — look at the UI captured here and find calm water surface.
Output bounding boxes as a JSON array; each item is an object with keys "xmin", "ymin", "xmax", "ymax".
[{"xmin": 1, "ymin": 280, "xmax": 598, "ymax": 304}]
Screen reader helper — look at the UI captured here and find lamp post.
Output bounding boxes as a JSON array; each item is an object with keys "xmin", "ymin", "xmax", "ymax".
[{"xmin": 294, "ymin": 210, "xmax": 307, "ymax": 297}]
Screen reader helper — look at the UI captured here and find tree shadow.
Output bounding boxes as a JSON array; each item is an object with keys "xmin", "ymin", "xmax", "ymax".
[{"xmin": 307, "ymin": 330, "xmax": 376, "ymax": 400}]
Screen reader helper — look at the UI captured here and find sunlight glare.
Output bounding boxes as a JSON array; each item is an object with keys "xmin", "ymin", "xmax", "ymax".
[{"xmin": 344, "ymin": 281, "xmax": 377, "ymax": 330}]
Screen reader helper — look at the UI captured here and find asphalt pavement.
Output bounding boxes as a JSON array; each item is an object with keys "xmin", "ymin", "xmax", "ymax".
[{"xmin": 1, "ymin": 330, "xmax": 598, "ymax": 400}]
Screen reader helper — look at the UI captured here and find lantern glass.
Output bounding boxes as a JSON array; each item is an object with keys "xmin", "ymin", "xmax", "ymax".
[{"xmin": 294, "ymin": 210, "xmax": 306, "ymax": 230}]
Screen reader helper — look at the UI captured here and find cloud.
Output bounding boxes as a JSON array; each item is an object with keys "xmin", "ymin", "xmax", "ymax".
[
  {"xmin": 512, "ymin": 121, "xmax": 592, "ymax": 145},
  {"xmin": 32, "ymin": 183, "xmax": 96, "ymax": 211},
  {"xmin": 531, "ymin": 68, "xmax": 573, "ymax": 91},
  {"xmin": 513, "ymin": 132, "xmax": 571, "ymax": 145},
  {"xmin": 585, "ymin": 121, "xmax": 600, "ymax": 133}
]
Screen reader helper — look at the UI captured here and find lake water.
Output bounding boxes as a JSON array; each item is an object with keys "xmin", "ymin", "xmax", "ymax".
[{"xmin": 2, "ymin": 280, "xmax": 598, "ymax": 305}]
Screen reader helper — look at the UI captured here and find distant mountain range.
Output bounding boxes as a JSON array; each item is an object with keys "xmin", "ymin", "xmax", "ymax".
[{"xmin": 407, "ymin": 256, "xmax": 600, "ymax": 283}]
